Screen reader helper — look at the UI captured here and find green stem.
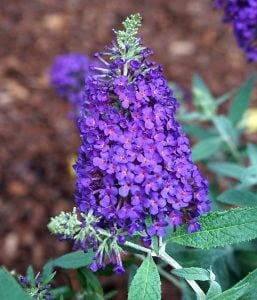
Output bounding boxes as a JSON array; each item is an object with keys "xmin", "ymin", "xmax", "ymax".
[
  {"xmin": 121, "ymin": 238, "xmax": 206, "ymax": 300},
  {"xmin": 135, "ymin": 254, "xmax": 183, "ymax": 289},
  {"xmin": 124, "ymin": 240, "xmax": 154, "ymax": 254},
  {"xmin": 159, "ymin": 245, "xmax": 206, "ymax": 300}
]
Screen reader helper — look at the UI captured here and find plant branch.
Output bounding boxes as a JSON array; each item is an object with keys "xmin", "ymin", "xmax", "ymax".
[{"xmin": 159, "ymin": 245, "xmax": 206, "ymax": 300}]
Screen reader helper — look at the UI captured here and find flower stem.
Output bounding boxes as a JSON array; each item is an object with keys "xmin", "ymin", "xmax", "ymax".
[
  {"xmin": 135, "ymin": 254, "xmax": 183, "ymax": 289},
  {"xmin": 124, "ymin": 240, "xmax": 154, "ymax": 255},
  {"xmin": 120, "ymin": 238, "xmax": 206, "ymax": 300},
  {"xmin": 159, "ymin": 245, "xmax": 206, "ymax": 300}
]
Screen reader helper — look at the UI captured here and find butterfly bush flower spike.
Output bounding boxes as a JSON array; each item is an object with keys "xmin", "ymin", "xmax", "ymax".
[
  {"xmin": 214, "ymin": 0, "xmax": 257, "ymax": 62},
  {"xmin": 49, "ymin": 13, "xmax": 211, "ymax": 273}
]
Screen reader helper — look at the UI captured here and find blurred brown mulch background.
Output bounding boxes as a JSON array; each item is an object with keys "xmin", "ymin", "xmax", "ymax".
[{"xmin": 0, "ymin": 0, "xmax": 256, "ymax": 299}]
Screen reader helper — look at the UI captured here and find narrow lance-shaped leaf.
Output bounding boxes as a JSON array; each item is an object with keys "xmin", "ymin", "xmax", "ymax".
[
  {"xmin": 172, "ymin": 267, "xmax": 210, "ymax": 281},
  {"xmin": 217, "ymin": 189, "xmax": 257, "ymax": 207},
  {"xmin": 192, "ymin": 137, "xmax": 222, "ymax": 162},
  {"xmin": 43, "ymin": 250, "xmax": 94, "ymax": 276},
  {"xmin": 212, "ymin": 115, "xmax": 238, "ymax": 148},
  {"xmin": 128, "ymin": 255, "xmax": 161, "ymax": 300},
  {"xmin": 228, "ymin": 74, "xmax": 257, "ymax": 126},
  {"xmin": 209, "ymin": 268, "xmax": 257, "ymax": 300},
  {"xmin": 192, "ymin": 74, "xmax": 216, "ymax": 118},
  {"xmin": 0, "ymin": 268, "xmax": 31, "ymax": 300},
  {"xmin": 207, "ymin": 162, "xmax": 244, "ymax": 180},
  {"xmin": 168, "ymin": 207, "xmax": 257, "ymax": 249}
]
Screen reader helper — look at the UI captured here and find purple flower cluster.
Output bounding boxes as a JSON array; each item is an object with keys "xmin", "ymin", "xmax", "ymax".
[
  {"xmin": 75, "ymin": 44, "xmax": 210, "ymax": 255},
  {"xmin": 50, "ymin": 54, "xmax": 92, "ymax": 109},
  {"xmin": 215, "ymin": 0, "xmax": 257, "ymax": 62}
]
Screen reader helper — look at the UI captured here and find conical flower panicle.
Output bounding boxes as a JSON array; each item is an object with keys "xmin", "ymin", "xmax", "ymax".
[{"xmin": 73, "ymin": 13, "xmax": 211, "ymax": 272}]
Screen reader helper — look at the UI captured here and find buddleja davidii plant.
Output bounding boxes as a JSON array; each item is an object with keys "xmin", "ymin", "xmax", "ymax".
[{"xmin": 48, "ymin": 14, "xmax": 257, "ymax": 300}]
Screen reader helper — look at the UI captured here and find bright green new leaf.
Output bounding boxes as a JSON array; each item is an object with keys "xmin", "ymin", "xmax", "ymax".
[
  {"xmin": 207, "ymin": 162, "xmax": 244, "ymax": 180},
  {"xmin": 217, "ymin": 189, "xmax": 257, "ymax": 207},
  {"xmin": 192, "ymin": 74, "xmax": 216, "ymax": 118},
  {"xmin": 192, "ymin": 137, "xmax": 222, "ymax": 161},
  {"xmin": 25, "ymin": 265, "xmax": 35, "ymax": 286},
  {"xmin": 128, "ymin": 255, "xmax": 161, "ymax": 300},
  {"xmin": 0, "ymin": 268, "xmax": 31, "ymax": 300},
  {"xmin": 228, "ymin": 74, "xmax": 257, "ymax": 126},
  {"xmin": 172, "ymin": 267, "xmax": 210, "ymax": 281},
  {"xmin": 193, "ymin": 74, "xmax": 213, "ymax": 102},
  {"xmin": 168, "ymin": 207, "xmax": 257, "ymax": 249}
]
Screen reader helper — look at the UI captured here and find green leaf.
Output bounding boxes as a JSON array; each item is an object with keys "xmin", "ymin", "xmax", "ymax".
[
  {"xmin": 192, "ymin": 137, "xmax": 222, "ymax": 161},
  {"xmin": 42, "ymin": 271, "xmax": 56, "ymax": 286},
  {"xmin": 45, "ymin": 250, "xmax": 94, "ymax": 271},
  {"xmin": 211, "ymin": 254, "xmax": 233, "ymax": 290},
  {"xmin": 209, "ymin": 284, "xmax": 248, "ymax": 300},
  {"xmin": 207, "ymin": 162, "xmax": 244, "ymax": 180},
  {"xmin": 165, "ymin": 243, "xmax": 226, "ymax": 269},
  {"xmin": 51, "ymin": 286, "xmax": 73, "ymax": 299},
  {"xmin": 215, "ymin": 89, "xmax": 235, "ymax": 106},
  {"xmin": 228, "ymin": 74, "xmax": 256, "ymax": 126},
  {"xmin": 209, "ymin": 268, "xmax": 257, "ymax": 300},
  {"xmin": 128, "ymin": 255, "xmax": 161, "ymax": 300},
  {"xmin": 182, "ymin": 124, "xmax": 216, "ymax": 139},
  {"xmin": 192, "ymin": 74, "xmax": 216, "ymax": 118},
  {"xmin": 0, "ymin": 268, "xmax": 31, "ymax": 300},
  {"xmin": 128, "ymin": 264, "xmax": 138, "ymax": 288},
  {"xmin": 247, "ymin": 144, "xmax": 257, "ymax": 166},
  {"xmin": 25, "ymin": 265, "xmax": 35, "ymax": 286},
  {"xmin": 169, "ymin": 207, "xmax": 257, "ymax": 249},
  {"xmin": 172, "ymin": 267, "xmax": 210, "ymax": 281},
  {"xmin": 77, "ymin": 268, "xmax": 104, "ymax": 298},
  {"xmin": 206, "ymin": 281, "xmax": 222, "ymax": 299},
  {"xmin": 217, "ymin": 189, "xmax": 257, "ymax": 207},
  {"xmin": 212, "ymin": 115, "xmax": 238, "ymax": 147},
  {"xmin": 104, "ymin": 290, "xmax": 118, "ymax": 299},
  {"xmin": 240, "ymin": 165, "xmax": 257, "ymax": 187}
]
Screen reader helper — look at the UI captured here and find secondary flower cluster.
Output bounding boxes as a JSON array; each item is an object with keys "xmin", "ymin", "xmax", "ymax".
[
  {"xmin": 74, "ymin": 38, "xmax": 210, "ymax": 272},
  {"xmin": 50, "ymin": 54, "xmax": 92, "ymax": 110},
  {"xmin": 215, "ymin": 0, "xmax": 257, "ymax": 62},
  {"xmin": 19, "ymin": 273, "xmax": 52, "ymax": 300}
]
